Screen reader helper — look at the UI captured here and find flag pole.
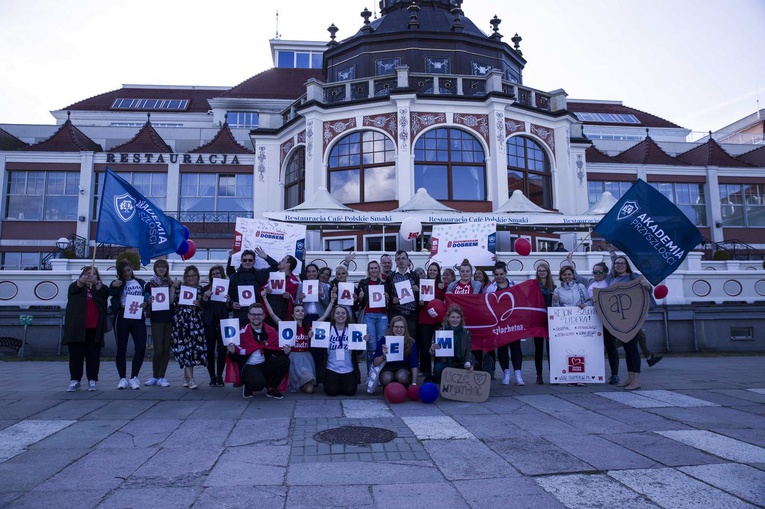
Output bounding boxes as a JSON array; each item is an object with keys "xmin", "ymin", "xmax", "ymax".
[{"xmin": 572, "ymin": 230, "xmax": 593, "ymax": 252}]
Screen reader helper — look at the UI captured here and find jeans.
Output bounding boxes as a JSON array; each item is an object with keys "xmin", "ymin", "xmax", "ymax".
[{"xmin": 364, "ymin": 312, "xmax": 388, "ymax": 371}]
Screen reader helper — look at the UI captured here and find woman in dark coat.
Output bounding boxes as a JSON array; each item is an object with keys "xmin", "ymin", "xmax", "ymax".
[{"xmin": 63, "ymin": 266, "xmax": 110, "ymax": 392}]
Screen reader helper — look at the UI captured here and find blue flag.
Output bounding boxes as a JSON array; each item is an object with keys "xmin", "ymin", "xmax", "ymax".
[
  {"xmin": 96, "ymin": 168, "xmax": 187, "ymax": 265},
  {"xmin": 594, "ymin": 178, "xmax": 703, "ymax": 286}
]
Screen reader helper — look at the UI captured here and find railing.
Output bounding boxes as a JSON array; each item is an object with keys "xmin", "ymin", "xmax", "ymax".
[
  {"xmin": 703, "ymin": 238, "xmax": 765, "ymax": 261},
  {"xmin": 687, "ymin": 131, "xmax": 765, "ymax": 144},
  {"xmin": 41, "ymin": 233, "xmax": 88, "ymax": 270},
  {"xmin": 163, "ymin": 211, "xmax": 254, "ymax": 237}
]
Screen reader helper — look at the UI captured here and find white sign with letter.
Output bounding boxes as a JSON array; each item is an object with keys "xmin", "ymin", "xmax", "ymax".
[
  {"xmin": 338, "ymin": 282, "xmax": 355, "ymax": 306},
  {"xmin": 394, "ymin": 280, "xmax": 415, "ymax": 305},
  {"xmin": 386, "ymin": 336, "xmax": 404, "ymax": 362},
  {"xmin": 278, "ymin": 321, "xmax": 297, "ymax": 348},
  {"xmin": 268, "ymin": 272, "xmax": 286, "ymax": 295},
  {"xmin": 220, "ymin": 318, "xmax": 241, "ymax": 346},
  {"xmin": 368, "ymin": 285, "xmax": 386, "ymax": 309},
  {"xmin": 151, "ymin": 287, "xmax": 170, "ymax": 311},
  {"xmin": 123, "ymin": 294, "xmax": 144, "ymax": 319},
  {"xmin": 178, "ymin": 285, "xmax": 197, "ymax": 306},
  {"xmin": 210, "ymin": 278, "xmax": 229, "ymax": 303},
  {"xmin": 311, "ymin": 321, "xmax": 330, "ymax": 349},
  {"xmin": 347, "ymin": 323, "xmax": 367, "ymax": 351},
  {"xmin": 419, "ymin": 279, "xmax": 435, "ymax": 302},
  {"xmin": 434, "ymin": 330, "xmax": 455, "ymax": 357},
  {"xmin": 302, "ymin": 280, "xmax": 319, "ymax": 303},
  {"xmin": 238, "ymin": 285, "xmax": 256, "ymax": 306}
]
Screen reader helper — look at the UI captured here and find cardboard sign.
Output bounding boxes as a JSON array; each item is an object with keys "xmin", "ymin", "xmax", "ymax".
[
  {"xmin": 238, "ymin": 285, "xmax": 256, "ymax": 306},
  {"xmin": 548, "ymin": 306, "xmax": 606, "ymax": 384},
  {"xmin": 178, "ymin": 285, "xmax": 197, "ymax": 306},
  {"xmin": 220, "ymin": 318, "xmax": 241, "ymax": 346},
  {"xmin": 368, "ymin": 285, "xmax": 386, "ymax": 309},
  {"xmin": 385, "ymin": 336, "xmax": 404, "ymax": 362},
  {"xmin": 123, "ymin": 294, "xmax": 144, "ymax": 319},
  {"xmin": 439, "ymin": 367, "xmax": 490, "ymax": 402},
  {"xmin": 394, "ymin": 280, "xmax": 415, "ymax": 305},
  {"xmin": 151, "ymin": 287, "xmax": 169, "ymax": 311},
  {"xmin": 419, "ymin": 279, "xmax": 435, "ymax": 302},
  {"xmin": 430, "ymin": 222, "xmax": 497, "ymax": 269},
  {"xmin": 338, "ymin": 282, "xmax": 355, "ymax": 306},
  {"xmin": 268, "ymin": 272, "xmax": 286, "ymax": 295},
  {"xmin": 311, "ymin": 320, "xmax": 330, "ymax": 348},
  {"xmin": 433, "ymin": 330, "xmax": 455, "ymax": 357},
  {"xmin": 231, "ymin": 218, "xmax": 306, "ymax": 275},
  {"xmin": 302, "ymin": 280, "xmax": 319, "ymax": 303},
  {"xmin": 347, "ymin": 323, "xmax": 367, "ymax": 351},
  {"xmin": 593, "ymin": 280, "xmax": 650, "ymax": 343},
  {"xmin": 210, "ymin": 277, "xmax": 229, "ymax": 303},
  {"xmin": 278, "ymin": 320, "xmax": 297, "ymax": 348}
]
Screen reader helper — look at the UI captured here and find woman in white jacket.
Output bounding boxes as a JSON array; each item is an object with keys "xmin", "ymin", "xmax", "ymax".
[{"xmin": 552, "ymin": 266, "xmax": 590, "ymax": 309}]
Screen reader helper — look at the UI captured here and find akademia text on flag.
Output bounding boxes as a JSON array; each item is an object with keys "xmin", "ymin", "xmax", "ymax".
[
  {"xmin": 593, "ymin": 178, "xmax": 703, "ymax": 286},
  {"xmin": 445, "ymin": 280, "xmax": 548, "ymax": 351},
  {"xmin": 96, "ymin": 167, "xmax": 188, "ymax": 265}
]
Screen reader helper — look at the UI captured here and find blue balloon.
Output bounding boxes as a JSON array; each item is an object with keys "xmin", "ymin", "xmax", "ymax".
[
  {"xmin": 176, "ymin": 239, "xmax": 190, "ymax": 255},
  {"xmin": 419, "ymin": 382, "xmax": 439, "ymax": 404},
  {"xmin": 182, "ymin": 226, "xmax": 190, "ymax": 240}
]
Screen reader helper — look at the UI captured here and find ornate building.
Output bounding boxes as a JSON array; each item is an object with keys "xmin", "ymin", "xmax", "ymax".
[{"xmin": 0, "ymin": 0, "xmax": 762, "ymax": 269}]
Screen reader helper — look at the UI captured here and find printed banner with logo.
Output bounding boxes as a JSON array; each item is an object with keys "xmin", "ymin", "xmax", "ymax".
[
  {"xmin": 593, "ymin": 179, "xmax": 703, "ymax": 286},
  {"xmin": 231, "ymin": 218, "xmax": 306, "ymax": 273},
  {"xmin": 548, "ymin": 306, "xmax": 606, "ymax": 384},
  {"xmin": 445, "ymin": 280, "xmax": 547, "ymax": 351},
  {"xmin": 96, "ymin": 167, "xmax": 187, "ymax": 265},
  {"xmin": 429, "ymin": 222, "xmax": 497, "ymax": 268}
]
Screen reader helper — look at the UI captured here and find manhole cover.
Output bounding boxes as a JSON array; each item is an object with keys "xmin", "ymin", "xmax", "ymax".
[{"xmin": 314, "ymin": 426, "xmax": 397, "ymax": 445}]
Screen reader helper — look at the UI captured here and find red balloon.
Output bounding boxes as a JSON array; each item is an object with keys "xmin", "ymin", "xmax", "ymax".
[
  {"xmin": 653, "ymin": 284, "xmax": 668, "ymax": 299},
  {"xmin": 182, "ymin": 239, "xmax": 197, "ymax": 260},
  {"xmin": 426, "ymin": 299, "xmax": 447, "ymax": 322},
  {"xmin": 407, "ymin": 384, "xmax": 420, "ymax": 401},
  {"xmin": 514, "ymin": 238, "xmax": 531, "ymax": 256},
  {"xmin": 384, "ymin": 382, "xmax": 407, "ymax": 404}
]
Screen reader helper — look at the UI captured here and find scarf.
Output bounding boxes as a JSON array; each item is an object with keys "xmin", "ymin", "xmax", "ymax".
[{"xmin": 151, "ymin": 274, "xmax": 169, "ymax": 287}]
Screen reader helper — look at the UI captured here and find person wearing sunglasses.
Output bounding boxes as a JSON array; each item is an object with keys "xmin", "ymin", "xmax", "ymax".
[{"xmin": 228, "ymin": 247, "xmax": 278, "ymax": 326}]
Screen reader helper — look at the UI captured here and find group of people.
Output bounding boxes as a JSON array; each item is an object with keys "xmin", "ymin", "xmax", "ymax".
[{"xmin": 62, "ymin": 247, "xmax": 661, "ymax": 398}]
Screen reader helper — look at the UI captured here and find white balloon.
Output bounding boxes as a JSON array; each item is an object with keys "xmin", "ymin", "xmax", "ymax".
[{"xmin": 399, "ymin": 217, "xmax": 422, "ymax": 241}]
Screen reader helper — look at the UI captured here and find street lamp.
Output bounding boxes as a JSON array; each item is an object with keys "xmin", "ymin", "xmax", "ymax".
[{"xmin": 56, "ymin": 237, "xmax": 71, "ymax": 251}]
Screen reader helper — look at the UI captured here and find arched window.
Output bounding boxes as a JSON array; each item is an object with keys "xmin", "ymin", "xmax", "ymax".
[
  {"xmin": 414, "ymin": 128, "xmax": 486, "ymax": 201},
  {"xmin": 506, "ymin": 136, "xmax": 552, "ymax": 208},
  {"xmin": 284, "ymin": 146, "xmax": 305, "ymax": 209},
  {"xmin": 327, "ymin": 131, "xmax": 396, "ymax": 204}
]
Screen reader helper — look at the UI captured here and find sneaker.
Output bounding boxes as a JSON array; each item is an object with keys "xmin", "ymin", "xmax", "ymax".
[
  {"xmin": 183, "ymin": 379, "xmax": 189, "ymax": 388},
  {"xmin": 647, "ymin": 355, "xmax": 663, "ymax": 367},
  {"xmin": 157, "ymin": 378, "xmax": 170, "ymax": 387},
  {"xmin": 501, "ymin": 370, "xmax": 511, "ymax": 385},
  {"xmin": 117, "ymin": 378, "xmax": 128, "ymax": 390},
  {"xmin": 266, "ymin": 388, "xmax": 284, "ymax": 400},
  {"xmin": 88, "ymin": 380, "xmax": 97, "ymax": 391},
  {"xmin": 144, "ymin": 378, "xmax": 158, "ymax": 386},
  {"xmin": 188, "ymin": 379, "xmax": 199, "ymax": 390},
  {"xmin": 128, "ymin": 377, "xmax": 141, "ymax": 390},
  {"xmin": 67, "ymin": 380, "xmax": 80, "ymax": 392},
  {"xmin": 608, "ymin": 375, "xmax": 620, "ymax": 385},
  {"xmin": 242, "ymin": 385, "xmax": 253, "ymax": 399},
  {"xmin": 514, "ymin": 370, "xmax": 525, "ymax": 386}
]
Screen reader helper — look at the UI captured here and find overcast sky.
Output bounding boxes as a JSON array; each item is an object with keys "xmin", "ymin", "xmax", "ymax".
[{"xmin": 1, "ymin": 0, "xmax": 763, "ymax": 135}]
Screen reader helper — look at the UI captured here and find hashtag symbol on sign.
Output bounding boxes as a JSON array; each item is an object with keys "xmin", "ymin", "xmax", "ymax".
[{"xmin": 129, "ymin": 301, "xmax": 141, "ymax": 314}]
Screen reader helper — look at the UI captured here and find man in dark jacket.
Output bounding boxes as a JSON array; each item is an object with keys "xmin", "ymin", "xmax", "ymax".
[
  {"xmin": 384, "ymin": 250, "xmax": 420, "ymax": 337},
  {"xmin": 228, "ymin": 247, "xmax": 278, "ymax": 326}
]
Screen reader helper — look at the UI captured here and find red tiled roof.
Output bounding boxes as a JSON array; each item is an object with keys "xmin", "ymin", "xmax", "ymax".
[
  {"xmin": 23, "ymin": 120, "xmax": 102, "ymax": 152},
  {"xmin": 676, "ymin": 138, "xmax": 752, "ymax": 167},
  {"xmin": 219, "ymin": 68, "xmax": 323, "ymax": 100},
  {"xmin": 568, "ymin": 101, "xmax": 683, "ymax": 129},
  {"xmin": 615, "ymin": 136, "xmax": 687, "ymax": 166},
  {"xmin": 585, "ymin": 145, "xmax": 619, "ymax": 163},
  {"xmin": 108, "ymin": 121, "xmax": 173, "ymax": 153},
  {"xmin": 0, "ymin": 127, "xmax": 28, "ymax": 150},
  {"xmin": 63, "ymin": 86, "xmax": 224, "ymax": 113},
  {"xmin": 736, "ymin": 145, "xmax": 765, "ymax": 166},
  {"xmin": 190, "ymin": 123, "xmax": 252, "ymax": 154}
]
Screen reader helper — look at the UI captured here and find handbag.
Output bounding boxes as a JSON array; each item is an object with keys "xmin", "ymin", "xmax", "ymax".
[{"xmin": 366, "ymin": 360, "xmax": 386, "ymax": 394}]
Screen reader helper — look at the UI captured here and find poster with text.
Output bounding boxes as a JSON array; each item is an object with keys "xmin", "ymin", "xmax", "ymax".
[
  {"xmin": 430, "ymin": 222, "xmax": 496, "ymax": 269},
  {"xmin": 231, "ymin": 218, "xmax": 306, "ymax": 274},
  {"xmin": 548, "ymin": 306, "xmax": 606, "ymax": 384}
]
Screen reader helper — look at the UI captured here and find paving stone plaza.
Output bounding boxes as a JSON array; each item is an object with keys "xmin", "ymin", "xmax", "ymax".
[{"xmin": 1, "ymin": 356, "xmax": 764, "ymax": 508}]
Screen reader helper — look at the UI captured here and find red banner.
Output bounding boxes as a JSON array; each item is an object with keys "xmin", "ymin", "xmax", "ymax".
[{"xmin": 445, "ymin": 280, "xmax": 548, "ymax": 351}]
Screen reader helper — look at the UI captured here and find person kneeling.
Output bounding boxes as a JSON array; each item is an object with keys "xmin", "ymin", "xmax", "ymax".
[
  {"xmin": 227, "ymin": 303, "xmax": 290, "ymax": 400},
  {"xmin": 373, "ymin": 315, "xmax": 419, "ymax": 388}
]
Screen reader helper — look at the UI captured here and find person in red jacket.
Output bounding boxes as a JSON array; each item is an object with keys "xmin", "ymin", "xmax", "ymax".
[{"xmin": 226, "ymin": 303, "xmax": 290, "ymax": 399}]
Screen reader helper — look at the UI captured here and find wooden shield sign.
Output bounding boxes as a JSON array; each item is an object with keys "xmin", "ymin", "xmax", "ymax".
[
  {"xmin": 593, "ymin": 280, "xmax": 650, "ymax": 343},
  {"xmin": 439, "ymin": 367, "xmax": 491, "ymax": 402}
]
